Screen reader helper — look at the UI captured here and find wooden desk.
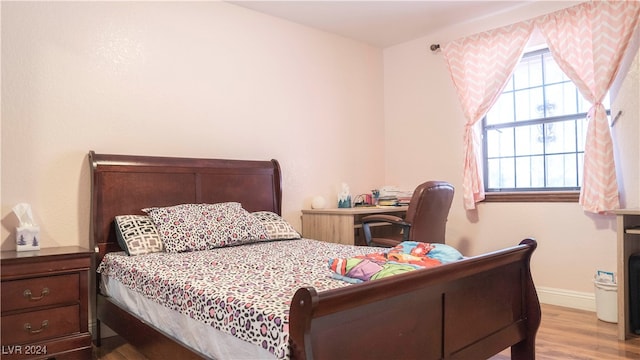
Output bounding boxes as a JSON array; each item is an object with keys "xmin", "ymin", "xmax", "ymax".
[
  {"xmin": 614, "ymin": 209, "xmax": 640, "ymax": 340},
  {"xmin": 302, "ymin": 206, "xmax": 408, "ymax": 246}
]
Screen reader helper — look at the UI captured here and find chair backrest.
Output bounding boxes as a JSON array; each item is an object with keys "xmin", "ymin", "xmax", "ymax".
[{"xmin": 404, "ymin": 181, "xmax": 454, "ymax": 244}]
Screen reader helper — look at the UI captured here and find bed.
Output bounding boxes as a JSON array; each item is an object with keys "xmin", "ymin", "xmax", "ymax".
[{"xmin": 89, "ymin": 151, "xmax": 541, "ymax": 360}]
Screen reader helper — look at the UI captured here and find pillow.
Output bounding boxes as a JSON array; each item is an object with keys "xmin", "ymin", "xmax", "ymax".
[
  {"xmin": 427, "ymin": 243, "xmax": 464, "ymax": 264},
  {"xmin": 252, "ymin": 211, "xmax": 301, "ymax": 240},
  {"xmin": 143, "ymin": 202, "xmax": 269, "ymax": 253},
  {"xmin": 114, "ymin": 215, "xmax": 164, "ymax": 256}
]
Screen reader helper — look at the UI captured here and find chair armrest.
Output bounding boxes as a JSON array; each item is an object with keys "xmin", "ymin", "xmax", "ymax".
[
  {"xmin": 361, "ymin": 214, "xmax": 408, "ymax": 226},
  {"xmin": 361, "ymin": 214, "xmax": 411, "ymax": 247}
]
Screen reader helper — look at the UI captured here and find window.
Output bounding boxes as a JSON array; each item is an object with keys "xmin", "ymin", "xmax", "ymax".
[{"xmin": 482, "ymin": 48, "xmax": 609, "ymax": 202}]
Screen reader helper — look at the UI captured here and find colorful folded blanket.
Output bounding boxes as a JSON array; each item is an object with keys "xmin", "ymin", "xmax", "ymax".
[{"xmin": 328, "ymin": 241, "xmax": 463, "ymax": 283}]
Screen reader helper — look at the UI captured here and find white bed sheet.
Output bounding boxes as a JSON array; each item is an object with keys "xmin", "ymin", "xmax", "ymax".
[{"xmin": 101, "ymin": 274, "xmax": 274, "ymax": 360}]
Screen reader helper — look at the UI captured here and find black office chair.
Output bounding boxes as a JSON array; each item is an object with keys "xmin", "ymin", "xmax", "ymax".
[{"xmin": 362, "ymin": 181, "xmax": 454, "ymax": 247}]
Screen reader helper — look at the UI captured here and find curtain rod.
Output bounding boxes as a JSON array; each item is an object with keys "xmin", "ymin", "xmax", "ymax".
[{"xmin": 430, "ymin": 44, "xmax": 440, "ymax": 51}]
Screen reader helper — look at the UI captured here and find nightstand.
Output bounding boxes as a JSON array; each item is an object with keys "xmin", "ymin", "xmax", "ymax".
[{"xmin": 1, "ymin": 246, "xmax": 92, "ymax": 360}]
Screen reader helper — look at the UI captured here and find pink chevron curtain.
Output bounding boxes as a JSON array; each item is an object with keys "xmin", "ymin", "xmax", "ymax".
[
  {"xmin": 442, "ymin": 1, "xmax": 640, "ymax": 212},
  {"xmin": 537, "ymin": 1, "xmax": 640, "ymax": 213},
  {"xmin": 441, "ymin": 21, "xmax": 534, "ymax": 209}
]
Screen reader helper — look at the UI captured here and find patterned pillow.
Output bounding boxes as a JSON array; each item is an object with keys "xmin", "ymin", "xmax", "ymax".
[
  {"xmin": 114, "ymin": 215, "xmax": 164, "ymax": 256},
  {"xmin": 252, "ymin": 211, "xmax": 301, "ymax": 240},
  {"xmin": 143, "ymin": 203, "xmax": 269, "ymax": 253}
]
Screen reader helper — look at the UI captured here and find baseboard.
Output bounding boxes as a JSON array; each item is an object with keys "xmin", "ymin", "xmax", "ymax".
[
  {"xmin": 100, "ymin": 323, "xmax": 118, "ymax": 338},
  {"xmin": 536, "ymin": 286, "xmax": 596, "ymax": 312},
  {"xmin": 90, "ymin": 320, "xmax": 118, "ymax": 340}
]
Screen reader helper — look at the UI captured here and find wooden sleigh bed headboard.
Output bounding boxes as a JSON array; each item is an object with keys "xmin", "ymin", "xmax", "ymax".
[
  {"xmin": 89, "ymin": 151, "xmax": 541, "ymax": 360},
  {"xmin": 89, "ymin": 150, "xmax": 282, "ymax": 263}
]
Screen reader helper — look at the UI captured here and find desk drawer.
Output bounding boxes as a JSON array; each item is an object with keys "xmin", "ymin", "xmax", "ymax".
[
  {"xmin": 1, "ymin": 304, "xmax": 80, "ymax": 344},
  {"xmin": 1, "ymin": 274, "xmax": 79, "ymax": 312}
]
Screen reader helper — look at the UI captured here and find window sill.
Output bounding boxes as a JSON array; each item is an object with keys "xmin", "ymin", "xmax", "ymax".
[{"xmin": 482, "ymin": 191, "xmax": 579, "ymax": 203}]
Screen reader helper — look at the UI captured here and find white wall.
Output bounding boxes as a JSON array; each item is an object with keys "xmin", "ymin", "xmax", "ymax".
[
  {"xmin": 612, "ymin": 30, "xmax": 640, "ymax": 210},
  {"xmin": 383, "ymin": 0, "xmax": 639, "ymax": 304},
  {"xmin": 0, "ymin": 2, "xmax": 386, "ymax": 250}
]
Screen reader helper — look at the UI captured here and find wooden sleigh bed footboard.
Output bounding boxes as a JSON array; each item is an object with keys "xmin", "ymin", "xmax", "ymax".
[
  {"xmin": 89, "ymin": 151, "xmax": 540, "ymax": 360},
  {"xmin": 289, "ymin": 239, "xmax": 540, "ymax": 360}
]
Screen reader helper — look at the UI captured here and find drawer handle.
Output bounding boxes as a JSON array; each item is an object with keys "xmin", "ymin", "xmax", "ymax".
[
  {"xmin": 24, "ymin": 320, "xmax": 48, "ymax": 334},
  {"xmin": 23, "ymin": 287, "xmax": 49, "ymax": 301}
]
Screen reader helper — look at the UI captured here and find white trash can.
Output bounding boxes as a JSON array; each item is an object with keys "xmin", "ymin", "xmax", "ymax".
[{"xmin": 594, "ymin": 280, "xmax": 618, "ymax": 323}]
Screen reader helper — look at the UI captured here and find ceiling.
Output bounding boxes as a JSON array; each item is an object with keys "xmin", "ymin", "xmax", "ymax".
[{"xmin": 228, "ymin": 1, "xmax": 532, "ymax": 48}]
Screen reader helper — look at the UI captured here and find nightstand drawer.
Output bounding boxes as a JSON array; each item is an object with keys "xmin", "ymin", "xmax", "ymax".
[
  {"xmin": 1, "ymin": 304, "xmax": 80, "ymax": 345},
  {"xmin": 1, "ymin": 274, "xmax": 79, "ymax": 312}
]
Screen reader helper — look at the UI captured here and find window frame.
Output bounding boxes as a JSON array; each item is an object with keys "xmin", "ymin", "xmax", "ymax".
[{"xmin": 480, "ymin": 48, "xmax": 609, "ymax": 203}]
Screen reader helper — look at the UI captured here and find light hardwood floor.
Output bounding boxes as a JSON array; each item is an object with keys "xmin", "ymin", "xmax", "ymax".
[{"xmin": 92, "ymin": 304, "xmax": 640, "ymax": 360}]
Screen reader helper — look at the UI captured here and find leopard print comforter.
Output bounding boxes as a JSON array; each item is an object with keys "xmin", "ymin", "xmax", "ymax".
[{"xmin": 97, "ymin": 239, "xmax": 383, "ymax": 359}]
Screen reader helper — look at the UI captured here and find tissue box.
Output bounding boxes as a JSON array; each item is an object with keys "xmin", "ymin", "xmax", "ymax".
[{"xmin": 16, "ymin": 226, "xmax": 40, "ymax": 251}]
